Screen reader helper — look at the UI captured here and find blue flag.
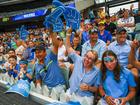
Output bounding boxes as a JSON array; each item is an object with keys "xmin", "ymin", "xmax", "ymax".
[
  {"xmin": 44, "ymin": 6, "xmax": 65, "ymax": 32},
  {"xmin": 44, "ymin": 0, "xmax": 80, "ymax": 31},
  {"xmin": 19, "ymin": 25, "xmax": 29, "ymax": 40},
  {"xmin": 52, "ymin": 0, "xmax": 80, "ymax": 30},
  {"xmin": 63, "ymin": 6, "xmax": 81, "ymax": 30}
]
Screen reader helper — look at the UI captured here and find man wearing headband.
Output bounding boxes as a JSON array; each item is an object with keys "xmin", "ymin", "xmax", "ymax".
[
  {"xmin": 128, "ymin": 35, "xmax": 140, "ymax": 69},
  {"xmin": 65, "ymin": 28, "xmax": 101, "ymax": 105}
]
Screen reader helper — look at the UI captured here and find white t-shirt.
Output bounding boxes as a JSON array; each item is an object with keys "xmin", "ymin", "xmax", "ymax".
[
  {"xmin": 117, "ymin": 17, "xmax": 135, "ymax": 33},
  {"xmin": 58, "ymin": 45, "xmax": 67, "ymax": 61}
]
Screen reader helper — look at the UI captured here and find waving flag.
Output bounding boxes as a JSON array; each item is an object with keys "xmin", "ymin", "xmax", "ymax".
[
  {"xmin": 44, "ymin": 0, "xmax": 80, "ymax": 32},
  {"xmin": 44, "ymin": 6, "xmax": 65, "ymax": 32}
]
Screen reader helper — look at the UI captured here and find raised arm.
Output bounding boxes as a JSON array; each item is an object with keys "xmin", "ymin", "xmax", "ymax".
[
  {"xmin": 128, "ymin": 41, "xmax": 140, "ymax": 69},
  {"xmin": 49, "ymin": 28, "xmax": 59, "ymax": 55},
  {"xmin": 65, "ymin": 28, "xmax": 75, "ymax": 54}
]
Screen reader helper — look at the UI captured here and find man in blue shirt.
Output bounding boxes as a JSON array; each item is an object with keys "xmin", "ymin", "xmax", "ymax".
[
  {"xmin": 108, "ymin": 27, "xmax": 138, "ymax": 79},
  {"xmin": 81, "ymin": 23, "xmax": 90, "ymax": 45},
  {"xmin": 82, "ymin": 29, "xmax": 106, "ymax": 61},
  {"xmin": 7, "ymin": 56, "xmax": 20, "ymax": 78},
  {"xmin": 34, "ymin": 29, "xmax": 65, "ymax": 99},
  {"xmin": 23, "ymin": 40, "xmax": 35, "ymax": 62},
  {"xmin": 98, "ymin": 22, "xmax": 112, "ymax": 46},
  {"xmin": 65, "ymin": 28, "xmax": 101, "ymax": 105}
]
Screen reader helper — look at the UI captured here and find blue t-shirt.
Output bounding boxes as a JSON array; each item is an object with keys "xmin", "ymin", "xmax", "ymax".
[
  {"xmin": 81, "ymin": 31, "xmax": 89, "ymax": 45},
  {"xmin": 101, "ymin": 68, "xmax": 136, "ymax": 98},
  {"xmin": 8, "ymin": 64, "xmax": 20, "ymax": 78},
  {"xmin": 36, "ymin": 51, "xmax": 65, "ymax": 87},
  {"xmin": 98, "ymin": 30, "xmax": 112, "ymax": 43},
  {"xmin": 21, "ymin": 68, "xmax": 33, "ymax": 83}
]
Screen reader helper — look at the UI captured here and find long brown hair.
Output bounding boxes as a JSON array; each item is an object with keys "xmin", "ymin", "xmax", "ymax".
[{"xmin": 101, "ymin": 50, "xmax": 121, "ymax": 82}]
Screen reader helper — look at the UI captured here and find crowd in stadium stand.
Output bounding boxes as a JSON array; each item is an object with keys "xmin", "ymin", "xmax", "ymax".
[{"xmin": 0, "ymin": 6, "xmax": 140, "ymax": 105}]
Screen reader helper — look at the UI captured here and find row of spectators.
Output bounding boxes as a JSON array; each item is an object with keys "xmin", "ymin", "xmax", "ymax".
[{"xmin": 0, "ymin": 7, "xmax": 140, "ymax": 105}]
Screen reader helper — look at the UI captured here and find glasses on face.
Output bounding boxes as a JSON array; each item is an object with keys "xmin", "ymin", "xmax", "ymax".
[
  {"xmin": 84, "ymin": 54, "xmax": 93, "ymax": 61},
  {"xmin": 104, "ymin": 56, "xmax": 115, "ymax": 63}
]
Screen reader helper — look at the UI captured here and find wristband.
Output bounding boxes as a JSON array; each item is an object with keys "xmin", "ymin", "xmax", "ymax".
[
  {"xmin": 102, "ymin": 94, "xmax": 107, "ymax": 100},
  {"xmin": 66, "ymin": 33, "xmax": 71, "ymax": 36}
]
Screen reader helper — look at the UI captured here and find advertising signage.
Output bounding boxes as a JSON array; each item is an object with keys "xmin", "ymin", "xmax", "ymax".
[
  {"xmin": 12, "ymin": 9, "xmax": 47, "ymax": 21},
  {"xmin": 2, "ymin": 17, "xmax": 10, "ymax": 22}
]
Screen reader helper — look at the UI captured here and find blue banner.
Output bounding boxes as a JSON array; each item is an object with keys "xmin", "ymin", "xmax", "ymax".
[
  {"xmin": 18, "ymin": 25, "xmax": 29, "ymax": 40},
  {"xmin": 6, "ymin": 79, "xmax": 31, "ymax": 97},
  {"xmin": 12, "ymin": 9, "xmax": 47, "ymax": 21}
]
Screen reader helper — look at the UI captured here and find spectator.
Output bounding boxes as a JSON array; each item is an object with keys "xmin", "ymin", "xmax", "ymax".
[
  {"xmin": 28, "ymin": 33, "xmax": 35, "ymax": 41},
  {"xmin": 117, "ymin": 9, "xmax": 135, "ymax": 33},
  {"xmin": 81, "ymin": 22, "xmax": 90, "ymax": 45},
  {"xmin": 7, "ymin": 56, "xmax": 20, "ymax": 78},
  {"xmin": 71, "ymin": 33, "xmax": 82, "ymax": 56},
  {"xmin": 105, "ymin": 16, "xmax": 117, "ymax": 36},
  {"xmin": 57, "ymin": 36, "xmax": 67, "ymax": 62},
  {"xmin": 16, "ymin": 50, "xmax": 24, "ymax": 64},
  {"xmin": 65, "ymin": 28, "xmax": 101, "ymax": 105},
  {"xmin": 0, "ymin": 45, "xmax": 6, "ymax": 65},
  {"xmin": 98, "ymin": 50, "xmax": 136, "ymax": 105},
  {"xmin": 110, "ymin": 15, "xmax": 118, "ymax": 26},
  {"xmin": 98, "ymin": 22, "xmax": 112, "ymax": 46},
  {"xmin": 82, "ymin": 29, "xmax": 106, "ymax": 61},
  {"xmin": 34, "ymin": 28, "xmax": 66, "ymax": 98},
  {"xmin": 18, "ymin": 59, "xmax": 32, "ymax": 83},
  {"xmin": 108, "ymin": 27, "xmax": 138, "ymax": 78},
  {"xmin": 23, "ymin": 40, "xmax": 35, "ymax": 62}
]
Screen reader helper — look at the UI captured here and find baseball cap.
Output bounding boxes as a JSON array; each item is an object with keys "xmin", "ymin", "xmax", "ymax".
[
  {"xmin": 89, "ymin": 29, "xmax": 98, "ymax": 34},
  {"xmin": 116, "ymin": 27, "xmax": 127, "ymax": 34},
  {"xmin": 98, "ymin": 21, "xmax": 105, "ymax": 26}
]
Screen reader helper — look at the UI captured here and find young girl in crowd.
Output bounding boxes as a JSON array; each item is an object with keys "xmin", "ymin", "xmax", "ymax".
[{"xmin": 98, "ymin": 50, "xmax": 136, "ymax": 105}]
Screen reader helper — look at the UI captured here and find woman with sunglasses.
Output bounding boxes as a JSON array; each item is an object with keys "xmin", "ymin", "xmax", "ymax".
[{"xmin": 98, "ymin": 50, "xmax": 136, "ymax": 105}]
